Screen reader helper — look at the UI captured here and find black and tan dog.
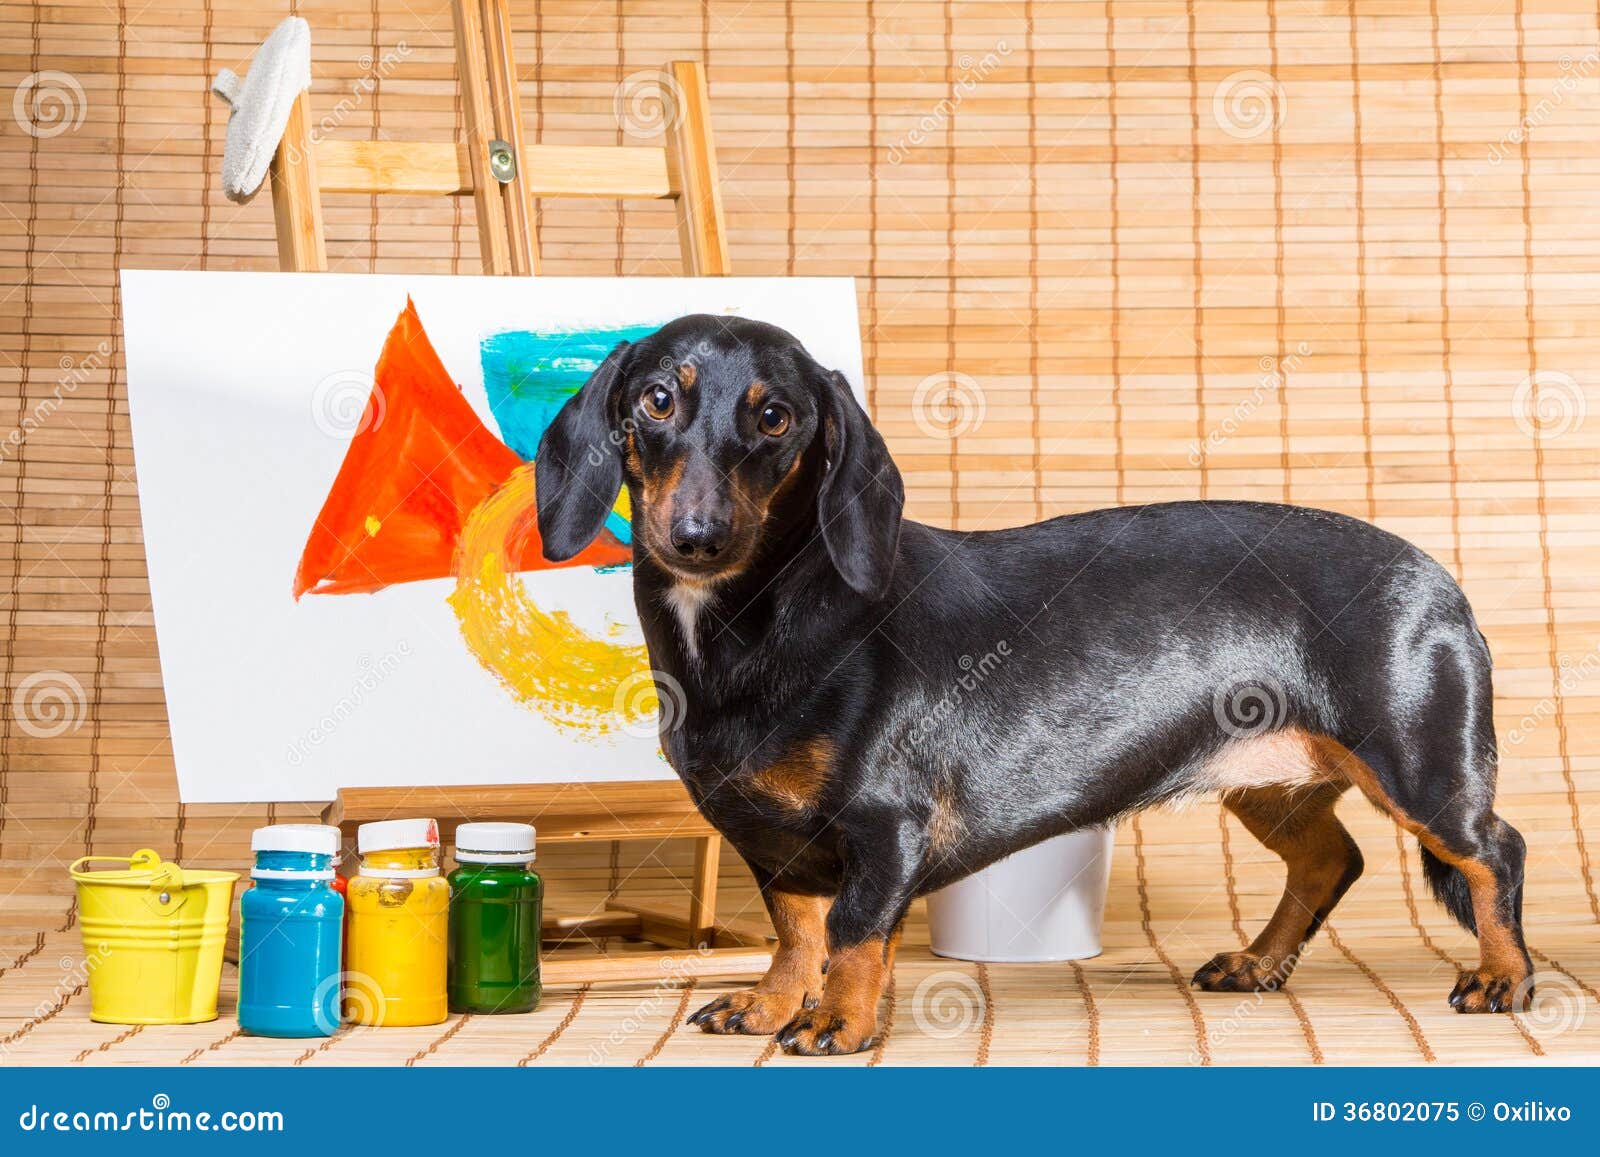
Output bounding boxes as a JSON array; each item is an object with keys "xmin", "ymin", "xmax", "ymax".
[{"xmin": 534, "ymin": 314, "xmax": 1533, "ymax": 1056}]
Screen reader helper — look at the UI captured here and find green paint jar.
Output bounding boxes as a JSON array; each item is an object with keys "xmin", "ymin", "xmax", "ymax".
[{"xmin": 447, "ymin": 823, "xmax": 542, "ymax": 1014}]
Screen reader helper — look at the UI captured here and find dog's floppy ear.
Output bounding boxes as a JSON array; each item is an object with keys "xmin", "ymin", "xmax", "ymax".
[
  {"xmin": 536, "ymin": 340, "xmax": 631, "ymax": 561},
  {"xmin": 815, "ymin": 366, "xmax": 904, "ymax": 600}
]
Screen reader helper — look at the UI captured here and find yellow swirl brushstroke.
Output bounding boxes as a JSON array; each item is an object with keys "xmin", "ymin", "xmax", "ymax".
[{"xmin": 448, "ymin": 462, "xmax": 654, "ymax": 736}]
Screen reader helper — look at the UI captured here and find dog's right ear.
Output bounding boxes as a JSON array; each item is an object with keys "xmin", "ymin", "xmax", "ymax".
[
  {"xmin": 816, "ymin": 367, "xmax": 904, "ymax": 601},
  {"xmin": 535, "ymin": 340, "xmax": 631, "ymax": 561}
]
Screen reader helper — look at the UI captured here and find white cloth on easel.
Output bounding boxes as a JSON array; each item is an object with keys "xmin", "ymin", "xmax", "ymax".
[{"xmin": 210, "ymin": 17, "xmax": 311, "ymax": 203}]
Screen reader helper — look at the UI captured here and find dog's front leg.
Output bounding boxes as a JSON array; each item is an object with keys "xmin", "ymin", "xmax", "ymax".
[
  {"xmin": 689, "ymin": 883, "xmax": 829, "ymax": 1035},
  {"xmin": 774, "ymin": 830, "xmax": 921, "ymax": 1056}
]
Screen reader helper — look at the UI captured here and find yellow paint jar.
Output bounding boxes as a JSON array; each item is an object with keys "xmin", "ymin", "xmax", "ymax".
[{"xmin": 345, "ymin": 818, "xmax": 449, "ymax": 1027}]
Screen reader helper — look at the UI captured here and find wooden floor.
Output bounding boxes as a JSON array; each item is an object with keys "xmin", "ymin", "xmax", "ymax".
[{"xmin": 4, "ymin": 800, "xmax": 1597, "ymax": 1067}]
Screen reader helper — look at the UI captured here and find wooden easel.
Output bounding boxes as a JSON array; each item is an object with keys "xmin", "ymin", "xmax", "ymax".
[{"xmin": 263, "ymin": 0, "xmax": 770, "ymax": 987}]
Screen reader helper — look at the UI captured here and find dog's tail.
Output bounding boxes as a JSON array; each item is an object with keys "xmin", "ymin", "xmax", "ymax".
[{"xmin": 1420, "ymin": 844, "xmax": 1477, "ymax": 934}]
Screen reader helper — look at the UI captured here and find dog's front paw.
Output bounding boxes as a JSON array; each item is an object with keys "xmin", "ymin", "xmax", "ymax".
[
  {"xmin": 1449, "ymin": 967, "xmax": 1528, "ymax": 1014},
  {"xmin": 1192, "ymin": 951, "xmax": 1292, "ymax": 993},
  {"xmin": 688, "ymin": 987, "xmax": 815, "ymax": 1035},
  {"xmin": 774, "ymin": 1007, "xmax": 876, "ymax": 1056}
]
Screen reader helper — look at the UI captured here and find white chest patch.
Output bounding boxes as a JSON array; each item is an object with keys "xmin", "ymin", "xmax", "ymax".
[{"xmin": 664, "ymin": 583, "xmax": 714, "ymax": 660}]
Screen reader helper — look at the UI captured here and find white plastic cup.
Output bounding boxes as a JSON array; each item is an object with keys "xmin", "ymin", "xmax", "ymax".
[{"xmin": 926, "ymin": 828, "xmax": 1114, "ymax": 962}]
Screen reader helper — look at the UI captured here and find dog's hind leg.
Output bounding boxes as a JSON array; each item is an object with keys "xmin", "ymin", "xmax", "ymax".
[
  {"xmin": 1343, "ymin": 757, "xmax": 1533, "ymax": 1013},
  {"xmin": 1335, "ymin": 656, "xmax": 1533, "ymax": 1012},
  {"xmin": 1423, "ymin": 819, "xmax": 1531, "ymax": 1013},
  {"xmin": 1193, "ymin": 782, "xmax": 1363, "ymax": 993},
  {"xmin": 689, "ymin": 883, "xmax": 829, "ymax": 1035}
]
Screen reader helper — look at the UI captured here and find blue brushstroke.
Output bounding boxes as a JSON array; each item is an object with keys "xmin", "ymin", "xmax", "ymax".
[{"xmin": 480, "ymin": 324, "xmax": 659, "ymax": 545}]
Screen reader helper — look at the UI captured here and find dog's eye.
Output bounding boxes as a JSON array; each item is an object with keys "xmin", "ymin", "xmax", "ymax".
[
  {"xmin": 757, "ymin": 403, "xmax": 791, "ymax": 437},
  {"xmin": 642, "ymin": 386, "xmax": 674, "ymax": 421}
]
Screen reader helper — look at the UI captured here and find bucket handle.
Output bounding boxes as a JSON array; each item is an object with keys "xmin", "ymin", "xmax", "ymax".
[
  {"xmin": 68, "ymin": 848, "xmax": 189, "ymax": 913},
  {"xmin": 68, "ymin": 848, "xmax": 163, "ymax": 876}
]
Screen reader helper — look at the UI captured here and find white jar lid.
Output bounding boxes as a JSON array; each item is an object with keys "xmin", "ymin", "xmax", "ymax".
[
  {"xmin": 253, "ymin": 823, "xmax": 340, "ymax": 856},
  {"xmin": 454, "ymin": 822, "xmax": 536, "ymax": 863},
  {"xmin": 275, "ymin": 823, "xmax": 345, "ymax": 863},
  {"xmin": 357, "ymin": 817, "xmax": 439, "ymax": 854}
]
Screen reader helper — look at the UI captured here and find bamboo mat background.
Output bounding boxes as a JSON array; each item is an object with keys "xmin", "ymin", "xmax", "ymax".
[{"xmin": 2, "ymin": 0, "xmax": 1599, "ymax": 1064}]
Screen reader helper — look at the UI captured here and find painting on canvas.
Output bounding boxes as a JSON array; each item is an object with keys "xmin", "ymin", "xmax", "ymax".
[{"xmin": 121, "ymin": 271, "xmax": 864, "ymax": 803}]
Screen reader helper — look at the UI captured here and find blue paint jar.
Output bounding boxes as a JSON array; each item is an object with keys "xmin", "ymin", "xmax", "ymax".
[{"xmin": 239, "ymin": 824, "xmax": 344, "ymax": 1037}]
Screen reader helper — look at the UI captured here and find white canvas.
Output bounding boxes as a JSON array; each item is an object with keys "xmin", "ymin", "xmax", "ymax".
[{"xmin": 120, "ymin": 271, "xmax": 865, "ymax": 803}]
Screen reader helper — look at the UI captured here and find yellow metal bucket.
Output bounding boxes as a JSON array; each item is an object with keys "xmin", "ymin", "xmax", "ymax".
[{"xmin": 68, "ymin": 848, "xmax": 238, "ymax": 1025}]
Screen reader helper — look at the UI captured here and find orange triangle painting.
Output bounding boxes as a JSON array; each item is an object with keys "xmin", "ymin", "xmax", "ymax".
[{"xmin": 293, "ymin": 299, "xmax": 631, "ymax": 599}]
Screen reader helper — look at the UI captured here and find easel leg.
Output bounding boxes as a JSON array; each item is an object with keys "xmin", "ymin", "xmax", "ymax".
[
  {"xmin": 688, "ymin": 833, "xmax": 722, "ymax": 948},
  {"xmin": 269, "ymin": 91, "xmax": 327, "ymax": 272},
  {"xmin": 451, "ymin": 0, "xmax": 511, "ymax": 273}
]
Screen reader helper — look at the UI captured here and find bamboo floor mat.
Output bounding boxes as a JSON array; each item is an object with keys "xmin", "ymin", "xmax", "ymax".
[{"xmin": 4, "ymin": 799, "xmax": 1596, "ymax": 1066}]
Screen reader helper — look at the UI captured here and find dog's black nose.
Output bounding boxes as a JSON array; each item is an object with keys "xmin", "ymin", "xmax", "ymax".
[{"xmin": 670, "ymin": 516, "xmax": 730, "ymax": 561}]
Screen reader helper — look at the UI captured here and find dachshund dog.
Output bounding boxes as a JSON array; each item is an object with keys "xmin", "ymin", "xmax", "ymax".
[{"xmin": 534, "ymin": 314, "xmax": 1532, "ymax": 1056}]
